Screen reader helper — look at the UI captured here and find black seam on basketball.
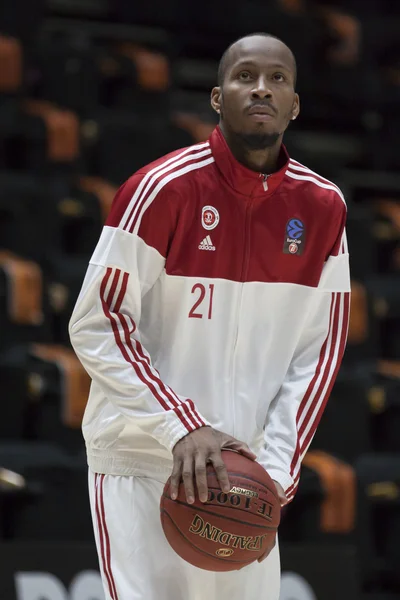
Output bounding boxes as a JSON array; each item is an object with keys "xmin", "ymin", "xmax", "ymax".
[
  {"xmin": 161, "ymin": 508, "xmax": 258, "ymax": 565},
  {"xmin": 206, "ymin": 485, "xmax": 275, "ymax": 504},
  {"xmin": 166, "ymin": 471, "xmax": 280, "ymax": 503},
  {"xmin": 208, "ymin": 471, "xmax": 280, "ymax": 503},
  {"xmin": 182, "ymin": 488, "xmax": 277, "ymax": 522},
  {"xmin": 161, "ymin": 495, "xmax": 277, "ymax": 531}
]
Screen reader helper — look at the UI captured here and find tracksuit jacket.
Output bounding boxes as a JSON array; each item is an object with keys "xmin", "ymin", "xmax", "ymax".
[{"xmin": 69, "ymin": 126, "xmax": 350, "ymax": 502}]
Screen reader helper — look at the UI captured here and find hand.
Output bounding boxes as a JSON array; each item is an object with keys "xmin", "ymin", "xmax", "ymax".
[
  {"xmin": 170, "ymin": 426, "xmax": 256, "ymax": 504},
  {"xmin": 257, "ymin": 480, "xmax": 287, "ymax": 563}
]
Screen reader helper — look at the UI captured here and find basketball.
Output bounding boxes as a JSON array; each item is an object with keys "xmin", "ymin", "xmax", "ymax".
[{"xmin": 160, "ymin": 450, "xmax": 281, "ymax": 571}]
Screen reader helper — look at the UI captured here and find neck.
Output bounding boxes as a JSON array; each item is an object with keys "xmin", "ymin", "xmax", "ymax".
[{"xmin": 220, "ymin": 124, "xmax": 283, "ymax": 174}]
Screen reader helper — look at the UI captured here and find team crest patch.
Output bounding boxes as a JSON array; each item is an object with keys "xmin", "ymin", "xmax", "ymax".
[
  {"xmin": 283, "ymin": 218, "xmax": 305, "ymax": 256},
  {"xmin": 202, "ymin": 206, "xmax": 220, "ymax": 230}
]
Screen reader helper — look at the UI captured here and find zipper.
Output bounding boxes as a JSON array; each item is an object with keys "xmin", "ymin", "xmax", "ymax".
[
  {"xmin": 230, "ymin": 174, "xmax": 268, "ymax": 434},
  {"xmin": 260, "ymin": 173, "xmax": 269, "ymax": 191},
  {"xmin": 239, "ymin": 201, "xmax": 253, "ymax": 281},
  {"xmin": 230, "ymin": 200, "xmax": 253, "ymax": 436}
]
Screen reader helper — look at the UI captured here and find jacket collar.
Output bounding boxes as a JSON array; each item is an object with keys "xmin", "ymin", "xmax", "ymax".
[{"xmin": 209, "ymin": 126, "xmax": 289, "ymax": 198}]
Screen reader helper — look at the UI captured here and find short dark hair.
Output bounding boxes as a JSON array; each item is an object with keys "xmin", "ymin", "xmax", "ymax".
[{"xmin": 217, "ymin": 32, "xmax": 297, "ymax": 87}]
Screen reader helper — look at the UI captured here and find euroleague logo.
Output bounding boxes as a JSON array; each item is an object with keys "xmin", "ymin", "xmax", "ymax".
[
  {"xmin": 287, "ymin": 219, "xmax": 304, "ymax": 239},
  {"xmin": 202, "ymin": 206, "xmax": 220, "ymax": 230},
  {"xmin": 283, "ymin": 218, "xmax": 306, "ymax": 256}
]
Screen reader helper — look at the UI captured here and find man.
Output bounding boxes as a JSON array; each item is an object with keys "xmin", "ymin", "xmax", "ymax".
[{"xmin": 69, "ymin": 32, "xmax": 350, "ymax": 600}]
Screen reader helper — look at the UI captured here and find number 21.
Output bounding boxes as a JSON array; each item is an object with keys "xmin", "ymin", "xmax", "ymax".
[{"xmin": 189, "ymin": 283, "xmax": 214, "ymax": 319}]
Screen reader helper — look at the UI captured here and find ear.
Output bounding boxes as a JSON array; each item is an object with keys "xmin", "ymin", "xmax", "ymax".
[
  {"xmin": 210, "ymin": 87, "xmax": 222, "ymax": 115},
  {"xmin": 291, "ymin": 93, "xmax": 300, "ymax": 121}
]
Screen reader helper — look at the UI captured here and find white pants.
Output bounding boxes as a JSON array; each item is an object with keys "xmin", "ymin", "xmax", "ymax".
[{"xmin": 89, "ymin": 470, "xmax": 280, "ymax": 600}]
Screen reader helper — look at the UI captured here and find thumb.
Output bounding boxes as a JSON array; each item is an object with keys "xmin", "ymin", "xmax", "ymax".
[{"xmin": 272, "ymin": 480, "xmax": 288, "ymax": 506}]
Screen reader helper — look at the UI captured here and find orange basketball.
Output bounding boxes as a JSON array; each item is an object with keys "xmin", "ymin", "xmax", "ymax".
[{"xmin": 160, "ymin": 450, "xmax": 280, "ymax": 571}]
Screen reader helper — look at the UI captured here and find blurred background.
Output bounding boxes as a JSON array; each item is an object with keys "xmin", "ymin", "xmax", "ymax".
[{"xmin": 0, "ymin": 0, "xmax": 400, "ymax": 599}]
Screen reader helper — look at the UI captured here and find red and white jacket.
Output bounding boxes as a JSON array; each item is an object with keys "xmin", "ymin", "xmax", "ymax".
[{"xmin": 69, "ymin": 126, "xmax": 350, "ymax": 502}]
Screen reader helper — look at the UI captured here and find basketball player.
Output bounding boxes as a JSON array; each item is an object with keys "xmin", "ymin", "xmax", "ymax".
[{"xmin": 70, "ymin": 33, "xmax": 350, "ymax": 600}]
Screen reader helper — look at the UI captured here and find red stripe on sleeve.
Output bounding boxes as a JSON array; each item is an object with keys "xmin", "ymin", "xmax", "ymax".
[
  {"xmin": 297, "ymin": 294, "xmax": 341, "ymax": 442},
  {"xmin": 289, "ymin": 294, "xmax": 336, "ymax": 480},
  {"xmin": 299, "ymin": 292, "xmax": 349, "ymax": 455},
  {"xmin": 100, "ymin": 268, "xmax": 203, "ymax": 433},
  {"xmin": 106, "ymin": 269, "xmax": 120, "ymax": 308},
  {"xmin": 286, "ymin": 291, "xmax": 350, "ymax": 501},
  {"xmin": 118, "ymin": 311, "xmax": 205, "ymax": 430},
  {"xmin": 113, "ymin": 271, "xmax": 129, "ymax": 313}
]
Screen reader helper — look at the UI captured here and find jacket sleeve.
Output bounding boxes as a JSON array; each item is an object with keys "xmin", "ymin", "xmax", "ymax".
[
  {"xmin": 257, "ymin": 200, "xmax": 350, "ymax": 502},
  {"xmin": 69, "ymin": 173, "xmax": 208, "ymax": 452}
]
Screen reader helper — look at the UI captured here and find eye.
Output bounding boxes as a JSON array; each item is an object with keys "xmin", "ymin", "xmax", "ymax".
[
  {"xmin": 272, "ymin": 73, "xmax": 286, "ymax": 82},
  {"xmin": 238, "ymin": 71, "xmax": 252, "ymax": 81}
]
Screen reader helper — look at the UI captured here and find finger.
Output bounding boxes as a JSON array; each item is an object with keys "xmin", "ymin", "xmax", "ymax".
[
  {"xmin": 194, "ymin": 453, "xmax": 208, "ymax": 503},
  {"xmin": 258, "ymin": 551, "xmax": 269, "ymax": 563},
  {"xmin": 211, "ymin": 452, "xmax": 230, "ymax": 493},
  {"xmin": 169, "ymin": 458, "xmax": 183, "ymax": 500},
  {"xmin": 182, "ymin": 455, "xmax": 195, "ymax": 504},
  {"xmin": 257, "ymin": 552, "xmax": 267, "ymax": 563}
]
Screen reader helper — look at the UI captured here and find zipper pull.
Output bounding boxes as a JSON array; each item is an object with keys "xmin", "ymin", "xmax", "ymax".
[{"xmin": 261, "ymin": 174, "xmax": 269, "ymax": 191}]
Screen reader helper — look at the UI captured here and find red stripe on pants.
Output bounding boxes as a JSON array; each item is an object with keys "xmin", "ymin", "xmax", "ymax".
[{"xmin": 94, "ymin": 473, "xmax": 116, "ymax": 599}]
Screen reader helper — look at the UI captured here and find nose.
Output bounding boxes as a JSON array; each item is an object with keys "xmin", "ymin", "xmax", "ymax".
[{"xmin": 251, "ymin": 76, "xmax": 272, "ymax": 100}]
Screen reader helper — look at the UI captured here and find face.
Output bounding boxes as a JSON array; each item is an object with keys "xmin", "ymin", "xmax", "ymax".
[{"xmin": 211, "ymin": 36, "xmax": 300, "ymax": 148}]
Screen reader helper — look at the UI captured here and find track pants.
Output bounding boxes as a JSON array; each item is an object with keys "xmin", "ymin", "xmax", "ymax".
[{"xmin": 89, "ymin": 470, "xmax": 280, "ymax": 600}]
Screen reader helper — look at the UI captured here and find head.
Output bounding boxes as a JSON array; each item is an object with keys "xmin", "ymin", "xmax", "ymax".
[{"xmin": 211, "ymin": 33, "xmax": 300, "ymax": 150}]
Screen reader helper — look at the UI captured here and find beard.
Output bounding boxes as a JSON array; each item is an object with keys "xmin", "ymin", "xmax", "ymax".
[
  {"xmin": 234, "ymin": 130, "xmax": 281, "ymax": 150},
  {"xmin": 219, "ymin": 103, "xmax": 283, "ymax": 150}
]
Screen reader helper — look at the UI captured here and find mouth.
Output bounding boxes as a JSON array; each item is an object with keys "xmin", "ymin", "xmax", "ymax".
[{"xmin": 247, "ymin": 105, "xmax": 276, "ymax": 121}]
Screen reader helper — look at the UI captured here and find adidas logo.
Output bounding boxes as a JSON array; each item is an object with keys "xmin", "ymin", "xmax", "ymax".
[{"xmin": 198, "ymin": 235, "xmax": 216, "ymax": 251}]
